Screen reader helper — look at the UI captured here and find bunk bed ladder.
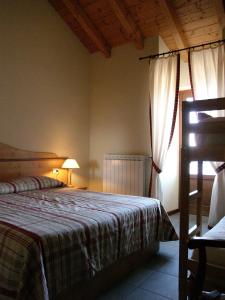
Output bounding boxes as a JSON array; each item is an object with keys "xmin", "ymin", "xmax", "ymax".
[
  {"xmin": 179, "ymin": 102, "xmax": 203, "ymax": 300},
  {"xmin": 179, "ymin": 98, "xmax": 225, "ymax": 300}
]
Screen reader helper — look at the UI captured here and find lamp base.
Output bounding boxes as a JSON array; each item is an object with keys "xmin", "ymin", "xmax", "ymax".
[{"xmin": 67, "ymin": 169, "xmax": 72, "ymax": 186}]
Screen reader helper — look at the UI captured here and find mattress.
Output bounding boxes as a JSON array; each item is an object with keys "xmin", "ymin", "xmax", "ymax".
[{"xmin": 0, "ymin": 187, "xmax": 177, "ymax": 300}]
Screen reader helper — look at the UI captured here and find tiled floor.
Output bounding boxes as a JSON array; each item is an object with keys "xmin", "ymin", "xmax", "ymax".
[{"xmin": 98, "ymin": 213, "xmax": 209, "ymax": 300}]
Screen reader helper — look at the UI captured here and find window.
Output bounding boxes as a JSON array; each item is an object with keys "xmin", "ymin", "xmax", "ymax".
[{"xmin": 179, "ymin": 91, "xmax": 216, "ymax": 176}]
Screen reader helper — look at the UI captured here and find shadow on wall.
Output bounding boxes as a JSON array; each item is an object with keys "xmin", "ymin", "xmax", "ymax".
[
  {"xmin": 89, "ymin": 160, "xmax": 100, "ymax": 178},
  {"xmin": 88, "ymin": 160, "xmax": 101, "ymax": 191}
]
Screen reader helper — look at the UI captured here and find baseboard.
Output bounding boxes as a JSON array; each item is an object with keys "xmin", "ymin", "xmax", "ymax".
[{"xmin": 168, "ymin": 208, "xmax": 179, "ymax": 215}]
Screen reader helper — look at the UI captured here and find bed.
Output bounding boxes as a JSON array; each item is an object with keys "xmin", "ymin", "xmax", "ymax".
[{"xmin": 0, "ymin": 143, "xmax": 178, "ymax": 300}]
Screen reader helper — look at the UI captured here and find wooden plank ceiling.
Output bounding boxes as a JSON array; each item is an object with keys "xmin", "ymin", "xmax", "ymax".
[{"xmin": 49, "ymin": 0, "xmax": 225, "ymax": 58}]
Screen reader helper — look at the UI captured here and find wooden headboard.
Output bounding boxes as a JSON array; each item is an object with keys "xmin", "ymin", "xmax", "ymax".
[{"xmin": 0, "ymin": 143, "xmax": 67, "ymax": 182}]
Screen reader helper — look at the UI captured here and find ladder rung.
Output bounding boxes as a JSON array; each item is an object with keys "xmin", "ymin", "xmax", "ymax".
[
  {"xmin": 189, "ymin": 121, "xmax": 225, "ymax": 134},
  {"xmin": 189, "ymin": 147, "xmax": 225, "ymax": 161},
  {"xmin": 189, "ymin": 224, "xmax": 201, "ymax": 238}
]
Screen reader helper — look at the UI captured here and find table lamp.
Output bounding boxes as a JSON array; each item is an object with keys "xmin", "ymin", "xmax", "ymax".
[{"xmin": 62, "ymin": 158, "xmax": 79, "ymax": 186}]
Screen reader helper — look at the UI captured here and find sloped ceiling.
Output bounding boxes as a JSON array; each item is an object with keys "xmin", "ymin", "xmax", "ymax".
[{"xmin": 49, "ymin": 0, "xmax": 225, "ymax": 59}]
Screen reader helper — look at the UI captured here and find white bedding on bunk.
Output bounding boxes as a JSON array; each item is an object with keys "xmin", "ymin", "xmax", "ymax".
[{"xmin": 192, "ymin": 216, "xmax": 225, "ymax": 268}]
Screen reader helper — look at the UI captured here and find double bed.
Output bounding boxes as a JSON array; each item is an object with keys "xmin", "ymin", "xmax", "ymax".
[{"xmin": 0, "ymin": 144, "xmax": 177, "ymax": 300}]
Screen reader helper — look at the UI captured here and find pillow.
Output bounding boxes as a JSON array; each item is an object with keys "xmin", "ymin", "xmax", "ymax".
[
  {"xmin": 0, "ymin": 176, "xmax": 64, "ymax": 194},
  {"xmin": 197, "ymin": 112, "xmax": 212, "ymax": 121},
  {"xmin": 0, "ymin": 182, "xmax": 15, "ymax": 194},
  {"xmin": 30, "ymin": 176, "xmax": 65, "ymax": 190}
]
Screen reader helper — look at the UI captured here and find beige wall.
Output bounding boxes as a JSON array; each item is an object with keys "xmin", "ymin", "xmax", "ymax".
[
  {"xmin": 89, "ymin": 37, "xmax": 159, "ymax": 191},
  {"xmin": 89, "ymin": 37, "xmax": 189, "ymax": 210},
  {"xmin": 0, "ymin": 0, "xmax": 90, "ymax": 186},
  {"xmin": 0, "ymin": 0, "xmax": 187, "ymax": 210}
]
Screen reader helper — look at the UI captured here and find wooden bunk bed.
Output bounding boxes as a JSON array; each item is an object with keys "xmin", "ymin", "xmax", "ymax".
[{"xmin": 179, "ymin": 98, "xmax": 225, "ymax": 300}]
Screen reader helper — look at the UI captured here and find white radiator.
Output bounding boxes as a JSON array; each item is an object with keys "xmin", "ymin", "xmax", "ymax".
[{"xmin": 103, "ymin": 154, "xmax": 151, "ymax": 196}]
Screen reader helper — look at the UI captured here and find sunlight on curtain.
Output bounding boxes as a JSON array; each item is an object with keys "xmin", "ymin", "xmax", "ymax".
[
  {"xmin": 149, "ymin": 55, "xmax": 179, "ymax": 201},
  {"xmin": 189, "ymin": 43, "xmax": 225, "ymax": 227}
]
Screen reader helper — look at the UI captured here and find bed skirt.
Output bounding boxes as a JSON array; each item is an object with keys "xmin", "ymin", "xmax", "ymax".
[{"xmin": 56, "ymin": 242, "xmax": 159, "ymax": 300}]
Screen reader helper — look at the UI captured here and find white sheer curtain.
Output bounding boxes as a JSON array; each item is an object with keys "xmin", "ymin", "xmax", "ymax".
[
  {"xmin": 149, "ymin": 54, "xmax": 180, "ymax": 201},
  {"xmin": 189, "ymin": 43, "xmax": 225, "ymax": 227}
]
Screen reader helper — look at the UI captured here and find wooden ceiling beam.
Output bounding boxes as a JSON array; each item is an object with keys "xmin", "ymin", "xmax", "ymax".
[
  {"xmin": 108, "ymin": 0, "xmax": 144, "ymax": 49},
  {"xmin": 158, "ymin": 0, "xmax": 188, "ymax": 61},
  {"xmin": 62, "ymin": 0, "xmax": 111, "ymax": 57},
  {"xmin": 213, "ymin": 0, "xmax": 225, "ymax": 39}
]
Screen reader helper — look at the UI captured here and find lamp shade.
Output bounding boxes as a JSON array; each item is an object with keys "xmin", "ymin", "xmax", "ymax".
[{"xmin": 62, "ymin": 158, "xmax": 79, "ymax": 169}]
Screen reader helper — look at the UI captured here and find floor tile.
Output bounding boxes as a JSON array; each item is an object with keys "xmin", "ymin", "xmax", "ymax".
[
  {"xmin": 98, "ymin": 281, "xmax": 136, "ymax": 300},
  {"xmin": 145, "ymin": 255, "xmax": 171, "ymax": 270},
  {"xmin": 154, "ymin": 258, "xmax": 179, "ymax": 276},
  {"xmin": 97, "ymin": 213, "xmax": 208, "ymax": 300},
  {"xmin": 140, "ymin": 271, "xmax": 178, "ymax": 300},
  {"xmin": 124, "ymin": 266, "xmax": 154, "ymax": 287},
  {"xmin": 163, "ymin": 240, "xmax": 179, "ymax": 248},
  {"xmin": 159, "ymin": 243, "xmax": 179, "ymax": 260},
  {"xmin": 126, "ymin": 288, "xmax": 170, "ymax": 300}
]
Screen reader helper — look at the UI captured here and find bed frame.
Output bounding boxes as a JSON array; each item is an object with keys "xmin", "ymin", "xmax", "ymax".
[
  {"xmin": 56, "ymin": 244, "xmax": 158, "ymax": 300},
  {"xmin": 0, "ymin": 142, "xmax": 67, "ymax": 182},
  {"xmin": 179, "ymin": 98, "xmax": 225, "ymax": 300},
  {"xmin": 0, "ymin": 142, "xmax": 159, "ymax": 300}
]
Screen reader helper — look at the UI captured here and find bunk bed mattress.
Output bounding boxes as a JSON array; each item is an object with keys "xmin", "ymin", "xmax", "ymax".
[{"xmin": 0, "ymin": 188, "xmax": 177, "ymax": 300}]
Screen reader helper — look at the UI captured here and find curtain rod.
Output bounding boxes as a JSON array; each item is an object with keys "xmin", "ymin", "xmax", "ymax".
[{"xmin": 139, "ymin": 38, "xmax": 225, "ymax": 61}]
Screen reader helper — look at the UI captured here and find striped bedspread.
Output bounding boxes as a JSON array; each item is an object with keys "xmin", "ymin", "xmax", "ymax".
[{"xmin": 0, "ymin": 188, "xmax": 177, "ymax": 300}]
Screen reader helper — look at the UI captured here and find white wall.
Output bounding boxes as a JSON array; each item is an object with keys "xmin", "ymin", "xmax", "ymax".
[
  {"xmin": 89, "ymin": 37, "xmax": 159, "ymax": 191},
  {"xmin": 89, "ymin": 36, "xmax": 190, "ymax": 211},
  {"xmin": 0, "ymin": 0, "xmax": 90, "ymax": 186}
]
